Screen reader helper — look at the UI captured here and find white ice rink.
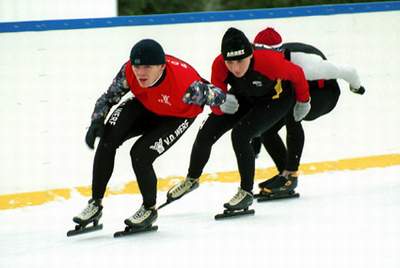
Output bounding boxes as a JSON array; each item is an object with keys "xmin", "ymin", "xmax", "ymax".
[{"xmin": 1, "ymin": 166, "xmax": 399, "ymax": 268}]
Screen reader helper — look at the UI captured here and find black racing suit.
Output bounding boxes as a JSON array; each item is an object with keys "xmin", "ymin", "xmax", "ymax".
[
  {"xmin": 187, "ymin": 56, "xmax": 299, "ymax": 192},
  {"xmin": 89, "ymin": 65, "xmax": 196, "ymax": 208}
]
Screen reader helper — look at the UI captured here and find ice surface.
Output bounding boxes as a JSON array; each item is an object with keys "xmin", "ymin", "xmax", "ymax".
[{"xmin": 1, "ymin": 166, "xmax": 399, "ymax": 268}]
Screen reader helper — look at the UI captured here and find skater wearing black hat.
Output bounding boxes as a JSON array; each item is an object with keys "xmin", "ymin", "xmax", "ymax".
[
  {"xmin": 166, "ymin": 28, "xmax": 311, "ymax": 218},
  {"xmin": 69, "ymin": 39, "xmax": 227, "ymax": 236}
]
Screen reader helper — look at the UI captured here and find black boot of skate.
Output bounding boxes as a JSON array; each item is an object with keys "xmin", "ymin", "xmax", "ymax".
[
  {"xmin": 114, "ymin": 205, "xmax": 158, "ymax": 237},
  {"xmin": 67, "ymin": 199, "xmax": 103, "ymax": 236},
  {"xmin": 256, "ymin": 174, "xmax": 300, "ymax": 202},
  {"xmin": 124, "ymin": 205, "xmax": 158, "ymax": 229},
  {"xmin": 159, "ymin": 177, "xmax": 199, "ymax": 209},
  {"xmin": 257, "ymin": 174, "xmax": 281, "ymax": 190},
  {"xmin": 215, "ymin": 188, "xmax": 255, "ymax": 220},
  {"xmin": 167, "ymin": 177, "xmax": 199, "ymax": 201}
]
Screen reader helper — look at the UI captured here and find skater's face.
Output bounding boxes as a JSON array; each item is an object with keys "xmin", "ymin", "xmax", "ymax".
[
  {"xmin": 132, "ymin": 64, "xmax": 165, "ymax": 88},
  {"xmin": 224, "ymin": 55, "xmax": 252, "ymax": 78}
]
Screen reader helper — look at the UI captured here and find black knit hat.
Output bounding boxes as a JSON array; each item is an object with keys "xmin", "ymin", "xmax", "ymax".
[
  {"xmin": 130, "ymin": 39, "xmax": 166, "ymax": 65},
  {"xmin": 221, "ymin": 27, "xmax": 253, "ymax": 61}
]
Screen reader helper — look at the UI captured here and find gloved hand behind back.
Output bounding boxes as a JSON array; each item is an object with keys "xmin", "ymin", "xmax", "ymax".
[
  {"xmin": 293, "ymin": 99, "xmax": 311, "ymax": 122},
  {"xmin": 85, "ymin": 119, "xmax": 105, "ymax": 149}
]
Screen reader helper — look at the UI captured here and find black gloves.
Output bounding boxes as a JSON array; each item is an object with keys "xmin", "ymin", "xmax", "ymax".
[
  {"xmin": 350, "ymin": 85, "xmax": 365, "ymax": 95},
  {"xmin": 85, "ymin": 119, "xmax": 105, "ymax": 149}
]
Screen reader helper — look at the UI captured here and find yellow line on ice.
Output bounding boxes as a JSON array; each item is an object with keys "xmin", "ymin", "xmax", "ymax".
[{"xmin": 1, "ymin": 153, "xmax": 399, "ymax": 210}]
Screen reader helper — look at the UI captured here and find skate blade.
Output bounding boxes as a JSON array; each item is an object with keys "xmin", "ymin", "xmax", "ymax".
[
  {"xmin": 256, "ymin": 191, "xmax": 300, "ymax": 202},
  {"xmin": 159, "ymin": 185, "xmax": 199, "ymax": 210},
  {"xmin": 214, "ymin": 208, "xmax": 255, "ymax": 220},
  {"xmin": 157, "ymin": 200, "xmax": 172, "ymax": 210},
  {"xmin": 114, "ymin": 225, "xmax": 158, "ymax": 238},
  {"xmin": 67, "ymin": 223, "xmax": 103, "ymax": 237},
  {"xmin": 158, "ymin": 190, "xmax": 196, "ymax": 210},
  {"xmin": 157, "ymin": 195, "xmax": 185, "ymax": 210}
]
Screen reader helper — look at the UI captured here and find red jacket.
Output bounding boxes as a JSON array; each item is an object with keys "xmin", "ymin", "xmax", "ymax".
[
  {"xmin": 125, "ymin": 55, "xmax": 203, "ymax": 118},
  {"xmin": 211, "ymin": 49, "xmax": 309, "ymax": 114}
]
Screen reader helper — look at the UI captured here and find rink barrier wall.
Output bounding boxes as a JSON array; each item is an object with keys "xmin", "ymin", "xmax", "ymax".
[
  {"xmin": 1, "ymin": 4, "xmax": 399, "ymax": 211},
  {"xmin": 1, "ymin": 153, "xmax": 400, "ymax": 210},
  {"xmin": 0, "ymin": 1, "xmax": 399, "ymax": 32}
]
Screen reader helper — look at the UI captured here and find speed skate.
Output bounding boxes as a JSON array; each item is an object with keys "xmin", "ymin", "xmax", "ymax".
[
  {"xmin": 255, "ymin": 190, "xmax": 300, "ymax": 202},
  {"xmin": 114, "ymin": 225, "xmax": 158, "ymax": 238},
  {"xmin": 67, "ymin": 220, "xmax": 103, "ymax": 237},
  {"xmin": 215, "ymin": 208, "xmax": 255, "ymax": 220}
]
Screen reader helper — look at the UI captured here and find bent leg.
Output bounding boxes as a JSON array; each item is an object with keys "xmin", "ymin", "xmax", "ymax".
[
  {"xmin": 231, "ymin": 96, "xmax": 294, "ymax": 191},
  {"xmin": 131, "ymin": 117, "xmax": 195, "ymax": 208},
  {"xmin": 284, "ymin": 114, "xmax": 304, "ymax": 172},
  {"xmin": 92, "ymin": 99, "xmax": 146, "ymax": 199},
  {"xmin": 260, "ymin": 119, "xmax": 287, "ymax": 173},
  {"xmin": 305, "ymin": 80, "xmax": 341, "ymax": 121},
  {"xmin": 187, "ymin": 113, "xmax": 241, "ymax": 179}
]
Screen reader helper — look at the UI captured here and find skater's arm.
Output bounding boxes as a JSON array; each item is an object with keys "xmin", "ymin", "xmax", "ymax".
[
  {"xmin": 182, "ymin": 80, "xmax": 226, "ymax": 107},
  {"xmin": 290, "ymin": 52, "xmax": 364, "ymax": 94},
  {"xmin": 210, "ymin": 55, "xmax": 230, "ymax": 115},
  {"xmin": 90, "ymin": 63, "xmax": 130, "ymax": 122},
  {"xmin": 256, "ymin": 51, "xmax": 310, "ymax": 102}
]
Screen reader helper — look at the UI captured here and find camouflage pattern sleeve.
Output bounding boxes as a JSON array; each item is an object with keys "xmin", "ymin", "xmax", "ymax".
[{"xmin": 90, "ymin": 63, "xmax": 130, "ymax": 122}]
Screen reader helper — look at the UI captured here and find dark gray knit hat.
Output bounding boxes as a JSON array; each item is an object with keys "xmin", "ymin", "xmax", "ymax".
[
  {"xmin": 221, "ymin": 27, "xmax": 253, "ymax": 60},
  {"xmin": 130, "ymin": 39, "xmax": 165, "ymax": 65}
]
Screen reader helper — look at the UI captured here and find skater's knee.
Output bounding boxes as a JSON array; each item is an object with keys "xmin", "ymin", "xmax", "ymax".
[
  {"xmin": 193, "ymin": 133, "xmax": 216, "ymax": 149},
  {"xmin": 130, "ymin": 155, "xmax": 142, "ymax": 168},
  {"xmin": 286, "ymin": 121, "xmax": 303, "ymax": 133},
  {"xmin": 130, "ymin": 147, "xmax": 154, "ymax": 168},
  {"xmin": 231, "ymin": 127, "xmax": 252, "ymax": 145},
  {"xmin": 98, "ymin": 140, "xmax": 120, "ymax": 152}
]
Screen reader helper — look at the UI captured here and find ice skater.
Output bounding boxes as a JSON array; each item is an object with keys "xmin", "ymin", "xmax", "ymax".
[
  {"xmin": 68, "ymin": 39, "xmax": 227, "ymax": 236},
  {"xmin": 166, "ymin": 27, "xmax": 311, "ymax": 219}
]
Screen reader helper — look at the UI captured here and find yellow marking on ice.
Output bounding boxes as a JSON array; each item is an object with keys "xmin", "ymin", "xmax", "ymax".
[
  {"xmin": 1, "ymin": 154, "xmax": 399, "ymax": 210},
  {"xmin": 0, "ymin": 189, "xmax": 71, "ymax": 210},
  {"xmin": 75, "ymin": 186, "xmax": 92, "ymax": 197}
]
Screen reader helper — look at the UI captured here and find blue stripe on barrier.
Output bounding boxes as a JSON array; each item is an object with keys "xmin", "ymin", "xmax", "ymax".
[{"xmin": 1, "ymin": 1, "xmax": 399, "ymax": 33}]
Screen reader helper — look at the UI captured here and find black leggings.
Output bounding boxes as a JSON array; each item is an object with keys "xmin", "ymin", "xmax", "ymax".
[
  {"xmin": 92, "ymin": 98, "xmax": 195, "ymax": 208},
  {"xmin": 259, "ymin": 80, "xmax": 341, "ymax": 172},
  {"xmin": 188, "ymin": 94, "xmax": 294, "ymax": 192}
]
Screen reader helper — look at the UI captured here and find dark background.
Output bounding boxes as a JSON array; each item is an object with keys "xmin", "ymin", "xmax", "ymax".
[{"xmin": 118, "ymin": 0, "xmax": 392, "ymax": 15}]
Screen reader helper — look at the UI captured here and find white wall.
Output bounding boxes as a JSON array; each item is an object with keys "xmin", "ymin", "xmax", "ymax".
[
  {"xmin": 0, "ymin": 0, "xmax": 117, "ymax": 22},
  {"xmin": 1, "ymin": 10, "xmax": 399, "ymax": 194}
]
